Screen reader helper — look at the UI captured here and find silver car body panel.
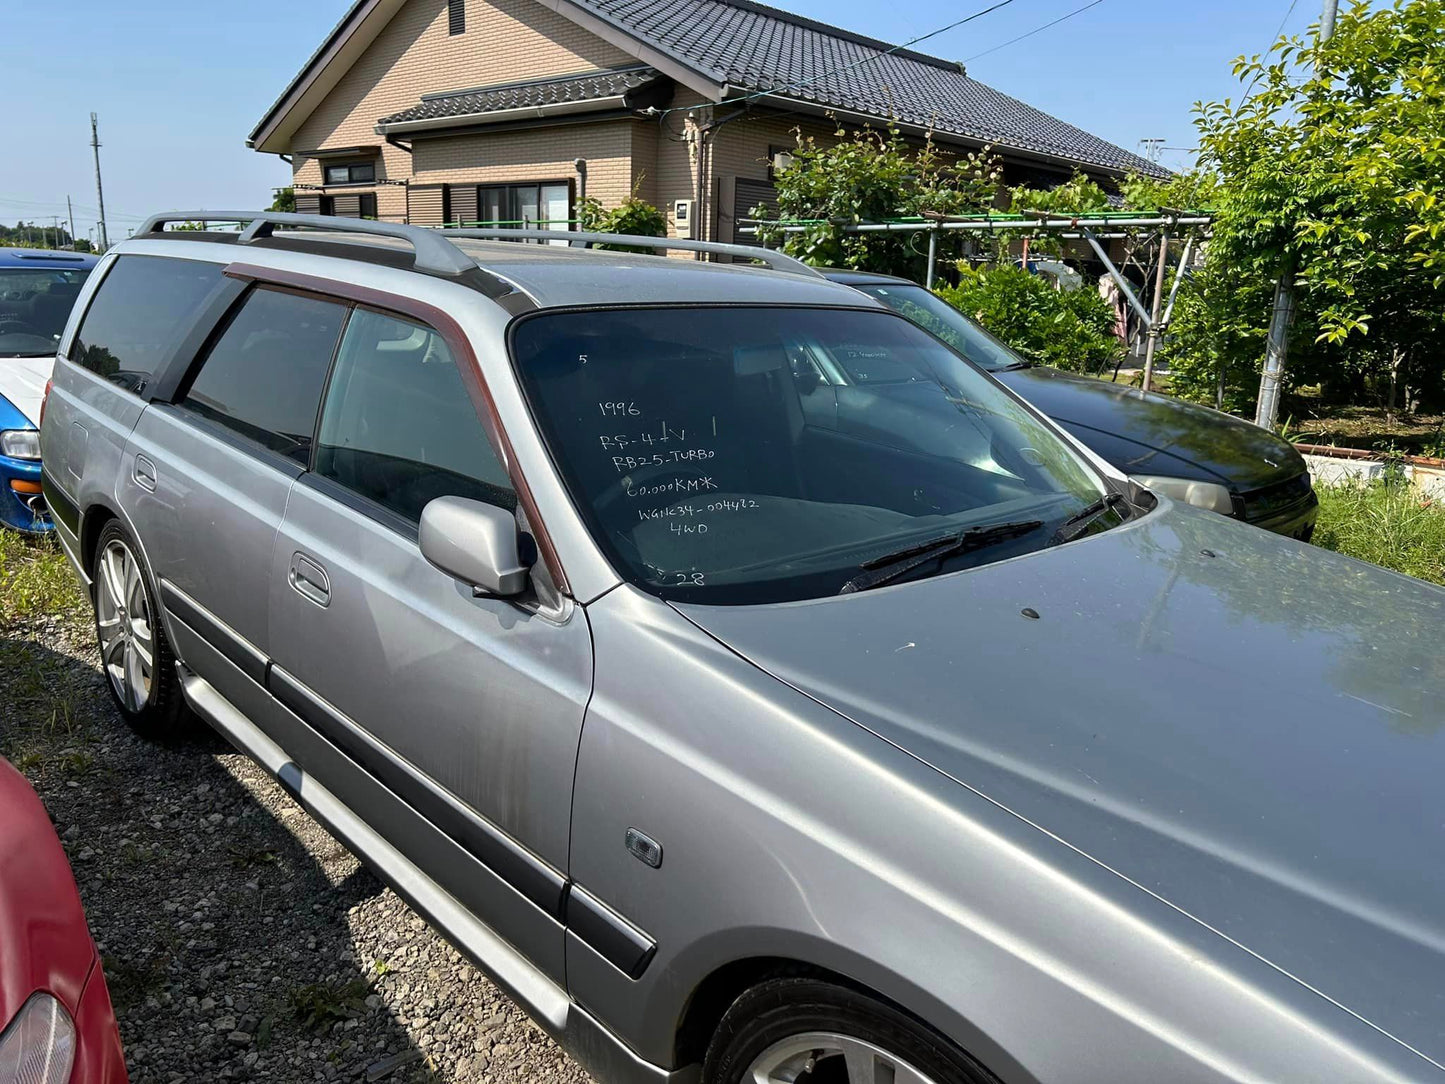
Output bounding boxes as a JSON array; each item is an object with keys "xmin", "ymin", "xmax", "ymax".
[
  {"xmin": 40, "ymin": 229, "xmax": 1445, "ymax": 1084},
  {"xmin": 177, "ymin": 663, "xmax": 696, "ymax": 1084},
  {"xmin": 675, "ymin": 502, "xmax": 1445, "ymax": 1074},
  {"xmin": 125, "ymin": 402, "xmax": 297, "ymax": 663},
  {"xmin": 265, "ymin": 474, "xmax": 592, "ymax": 929},
  {"xmin": 573, "ymin": 582, "xmax": 1434, "ymax": 1083}
]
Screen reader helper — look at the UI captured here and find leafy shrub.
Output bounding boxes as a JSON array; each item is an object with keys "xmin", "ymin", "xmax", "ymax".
[
  {"xmin": 577, "ymin": 192, "xmax": 666, "ymax": 251},
  {"xmin": 934, "ymin": 265, "xmax": 1122, "ymax": 373},
  {"xmin": 752, "ymin": 124, "xmax": 999, "ymax": 276}
]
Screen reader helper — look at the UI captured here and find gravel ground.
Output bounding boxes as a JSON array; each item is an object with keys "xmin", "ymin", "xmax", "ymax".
[{"xmin": 0, "ymin": 540, "xmax": 594, "ymax": 1084}]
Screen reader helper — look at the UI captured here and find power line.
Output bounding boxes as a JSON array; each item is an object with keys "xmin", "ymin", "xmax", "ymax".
[
  {"xmin": 964, "ymin": 0, "xmax": 1106, "ymax": 62},
  {"xmin": 0, "ymin": 197, "xmax": 146, "ymax": 221},
  {"xmin": 1266, "ymin": 0, "xmax": 1303, "ymax": 56},
  {"xmin": 661, "ymin": 0, "xmax": 1021, "ymax": 117},
  {"xmin": 1240, "ymin": 0, "xmax": 1301, "ymax": 103}
]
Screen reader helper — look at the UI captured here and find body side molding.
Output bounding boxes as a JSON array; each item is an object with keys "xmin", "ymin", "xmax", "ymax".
[{"xmin": 178, "ymin": 667, "xmax": 694, "ymax": 1084}]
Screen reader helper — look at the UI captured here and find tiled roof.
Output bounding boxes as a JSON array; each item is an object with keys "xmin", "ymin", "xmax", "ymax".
[
  {"xmin": 378, "ymin": 65, "xmax": 663, "ymax": 125},
  {"xmin": 564, "ymin": 0, "xmax": 1168, "ymax": 177}
]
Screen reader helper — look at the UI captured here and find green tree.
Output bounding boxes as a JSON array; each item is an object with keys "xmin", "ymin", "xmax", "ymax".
[
  {"xmin": 270, "ymin": 187, "xmax": 296, "ymax": 213},
  {"xmin": 1164, "ymin": 0, "xmax": 1445, "ymax": 413},
  {"xmin": 1008, "ymin": 171, "xmax": 1109, "ymax": 216},
  {"xmin": 752, "ymin": 123, "xmax": 999, "ymax": 276},
  {"xmin": 1118, "ymin": 170, "xmax": 1218, "ymax": 214}
]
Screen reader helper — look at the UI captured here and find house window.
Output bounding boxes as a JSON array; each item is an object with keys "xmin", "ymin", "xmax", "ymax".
[
  {"xmin": 323, "ymin": 162, "xmax": 376, "ymax": 185},
  {"xmin": 479, "ymin": 183, "xmax": 571, "ymax": 231},
  {"xmin": 296, "ymin": 193, "xmax": 377, "ymax": 218},
  {"xmin": 448, "ymin": 0, "xmax": 465, "ymax": 35}
]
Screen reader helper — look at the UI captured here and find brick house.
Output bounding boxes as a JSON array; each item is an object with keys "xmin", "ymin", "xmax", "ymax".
[{"xmin": 248, "ymin": 0, "xmax": 1165, "ymax": 242}]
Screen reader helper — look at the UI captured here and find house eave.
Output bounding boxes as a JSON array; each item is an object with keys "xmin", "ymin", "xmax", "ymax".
[
  {"xmin": 248, "ymin": 0, "xmax": 407, "ymax": 154},
  {"xmin": 375, "ymin": 95, "xmax": 630, "ymax": 136}
]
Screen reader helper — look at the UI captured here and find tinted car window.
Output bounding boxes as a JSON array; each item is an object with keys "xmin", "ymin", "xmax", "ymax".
[
  {"xmin": 181, "ymin": 288, "xmax": 346, "ymax": 464},
  {"xmin": 857, "ymin": 284, "xmax": 1019, "ymax": 372},
  {"xmin": 513, "ymin": 306, "xmax": 1104, "ymax": 604},
  {"xmin": 315, "ymin": 308, "xmax": 514, "ymax": 523},
  {"xmin": 72, "ymin": 256, "xmax": 224, "ymax": 394},
  {"xmin": 0, "ymin": 268, "xmax": 92, "ymax": 358}
]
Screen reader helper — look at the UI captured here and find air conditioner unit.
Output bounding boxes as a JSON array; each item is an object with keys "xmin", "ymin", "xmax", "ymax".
[
  {"xmin": 673, "ymin": 199, "xmax": 695, "ymax": 239},
  {"xmin": 771, "ymin": 151, "xmax": 796, "ymax": 174}
]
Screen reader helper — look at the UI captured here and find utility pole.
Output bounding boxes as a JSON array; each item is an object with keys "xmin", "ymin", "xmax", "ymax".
[
  {"xmin": 51, "ymin": 217, "xmax": 63, "ymax": 249},
  {"xmin": 1254, "ymin": 0, "xmax": 1340, "ymax": 430},
  {"xmin": 66, "ymin": 197, "xmax": 76, "ymax": 250},
  {"xmin": 90, "ymin": 112, "xmax": 110, "ymax": 251}
]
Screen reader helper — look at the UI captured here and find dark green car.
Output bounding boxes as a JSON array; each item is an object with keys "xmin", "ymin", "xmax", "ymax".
[{"xmin": 826, "ymin": 268, "xmax": 1318, "ymax": 539}]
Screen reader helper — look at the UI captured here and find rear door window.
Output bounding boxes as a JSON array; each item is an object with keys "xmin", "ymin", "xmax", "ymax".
[
  {"xmin": 71, "ymin": 255, "xmax": 224, "ymax": 395},
  {"xmin": 179, "ymin": 287, "xmax": 347, "ymax": 465},
  {"xmin": 314, "ymin": 308, "xmax": 514, "ymax": 523}
]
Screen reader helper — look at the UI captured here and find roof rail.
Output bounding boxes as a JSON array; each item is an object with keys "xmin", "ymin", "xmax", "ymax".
[
  {"xmin": 442, "ymin": 228, "xmax": 822, "ymax": 278},
  {"xmin": 134, "ymin": 211, "xmax": 477, "ymax": 277}
]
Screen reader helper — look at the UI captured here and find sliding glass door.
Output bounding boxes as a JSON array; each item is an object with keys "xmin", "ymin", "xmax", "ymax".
[{"xmin": 477, "ymin": 183, "xmax": 571, "ymax": 241}]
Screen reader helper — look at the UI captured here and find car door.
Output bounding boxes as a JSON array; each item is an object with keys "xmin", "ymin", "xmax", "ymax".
[
  {"xmin": 266, "ymin": 304, "xmax": 591, "ymax": 982},
  {"xmin": 124, "ymin": 284, "xmax": 348, "ymax": 710}
]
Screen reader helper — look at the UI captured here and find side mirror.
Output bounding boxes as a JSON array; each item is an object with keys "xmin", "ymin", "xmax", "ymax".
[{"xmin": 419, "ymin": 496, "xmax": 532, "ymax": 597}]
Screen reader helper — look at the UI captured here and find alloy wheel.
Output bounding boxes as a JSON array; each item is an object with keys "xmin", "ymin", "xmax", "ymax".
[
  {"xmin": 96, "ymin": 539, "xmax": 155, "ymax": 713},
  {"xmin": 745, "ymin": 1032, "xmax": 941, "ymax": 1084}
]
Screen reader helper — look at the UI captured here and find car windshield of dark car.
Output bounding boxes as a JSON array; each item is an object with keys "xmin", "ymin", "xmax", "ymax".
[
  {"xmin": 512, "ymin": 306, "xmax": 1109, "ymax": 604},
  {"xmin": 857, "ymin": 284, "xmax": 1021, "ymax": 372},
  {"xmin": 0, "ymin": 268, "xmax": 91, "ymax": 357}
]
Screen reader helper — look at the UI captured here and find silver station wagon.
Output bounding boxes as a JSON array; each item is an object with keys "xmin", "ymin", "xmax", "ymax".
[{"xmin": 41, "ymin": 214, "xmax": 1445, "ymax": 1084}]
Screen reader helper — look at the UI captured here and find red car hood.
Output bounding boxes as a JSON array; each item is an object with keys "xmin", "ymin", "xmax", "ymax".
[{"xmin": 0, "ymin": 758, "xmax": 96, "ymax": 1024}]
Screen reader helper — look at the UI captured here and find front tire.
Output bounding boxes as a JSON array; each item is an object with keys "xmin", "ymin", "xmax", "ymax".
[
  {"xmin": 92, "ymin": 521, "xmax": 187, "ymax": 734},
  {"xmin": 704, "ymin": 979, "xmax": 999, "ymax": 1084}
]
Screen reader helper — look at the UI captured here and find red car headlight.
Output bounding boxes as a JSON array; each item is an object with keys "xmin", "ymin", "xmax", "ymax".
[{"xmin": 0, "ymin": 993, "xmax": 76, "ymax": 1084}]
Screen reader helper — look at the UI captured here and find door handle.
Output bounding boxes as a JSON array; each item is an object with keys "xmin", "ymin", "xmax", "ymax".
[
  {"xmin": 133, "ymin": 454, "xmax": 157, "ymax": 492},
  {"xmin": 288, "ymin": 552, "xmax": 331, "ymax": 608}
]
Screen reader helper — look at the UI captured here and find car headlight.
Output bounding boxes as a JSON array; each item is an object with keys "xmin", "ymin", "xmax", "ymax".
[
  {"xmin": 1132, "ymin": 474, "xmax": 1235, "ymax": 515},
  {"xmin": 1, "ymin": 429, "xmax": 41, "ymax": 460},
  {"xmin": 0, "ymin": 993, "xmax": 77, "ymax": 1084}
]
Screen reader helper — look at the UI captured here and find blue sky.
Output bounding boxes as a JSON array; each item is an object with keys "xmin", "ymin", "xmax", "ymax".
[{"xmin": 4, "ymin": 0, "xmax": 1316, "ymax": 243}]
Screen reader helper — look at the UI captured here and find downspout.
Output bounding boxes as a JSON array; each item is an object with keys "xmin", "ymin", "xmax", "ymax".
[
  {"xmin": 574, "ymin": 158, "xmax": 588, "ymax": 227},
  {"xmin": 693, "ymin": 106, "xmax": 750, "ymax": 259}
]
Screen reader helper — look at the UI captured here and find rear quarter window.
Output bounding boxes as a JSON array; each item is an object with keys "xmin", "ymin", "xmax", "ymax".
[{"xmin": 71, "ymin": 255, "xmax": 224, "ymax": 395}]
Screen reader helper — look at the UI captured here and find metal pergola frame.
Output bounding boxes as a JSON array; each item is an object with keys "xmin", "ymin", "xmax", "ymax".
[{"xmin": 738, "ymin": 210, "xmax": 1213, "ymax": 390}]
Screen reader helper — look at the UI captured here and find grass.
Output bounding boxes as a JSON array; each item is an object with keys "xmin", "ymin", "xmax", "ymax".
[
  {"xmin": 0, "ymin": 531, "xmax": 86, "ymax": 628},
  {"xmin": 1312, "ymin": 480, "xmax": 1445, "ymax": 587},
  {"xmin": 288, "ymin": 978, "xmax": 371, "ymax": 1032}
]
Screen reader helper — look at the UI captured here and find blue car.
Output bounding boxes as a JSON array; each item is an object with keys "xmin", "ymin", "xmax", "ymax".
[{"xmin": 0, "ymin": 248, "xmax": 97, "ymax": 532}]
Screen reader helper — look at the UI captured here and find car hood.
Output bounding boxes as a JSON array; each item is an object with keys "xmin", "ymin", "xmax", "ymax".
[
  {"xmin": 997, "ymin": 366, "xmax": 1303, "ymax": 489},
  {"xmin": 675, "ymin": 505, "xmax": 1445, "ymax": 1066},
  {"xmin": 0, "ymin": 355, "xmax": 54, "ymax": 427},
  {"xmin": 0, "ymin": 760, "xmax": 95, "ymax": 1023}
]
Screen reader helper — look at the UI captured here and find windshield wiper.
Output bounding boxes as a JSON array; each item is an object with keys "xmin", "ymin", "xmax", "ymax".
[
  {"xmin": 839, "ymin": 519, "xmax": 1045, "ymax": 594},
  {"xmin": 993, "ymin": 360, "xmax": 1033, "ymax": 372},
  {"xmin": 1050, "ymin": 492, "xmax": 1126, "ymax": 545}
]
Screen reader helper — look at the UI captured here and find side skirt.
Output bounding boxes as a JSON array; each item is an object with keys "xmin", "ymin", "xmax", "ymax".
[{"xmin": 178, "ymin": 666, "xmax": 697, "ymax": 1084}]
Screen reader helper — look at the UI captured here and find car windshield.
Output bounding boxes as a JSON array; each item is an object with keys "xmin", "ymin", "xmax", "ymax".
[
  {"xmin": 512, "ymin": 306, "xmax": 1109, "ymax": 604},
  {"xmin": 856, "ymin": 283, "xmax": 1022, "ymax": 372},
  {"xmin": 0, "ymin": 267, "xmax": 91, "ymax": 357}
]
